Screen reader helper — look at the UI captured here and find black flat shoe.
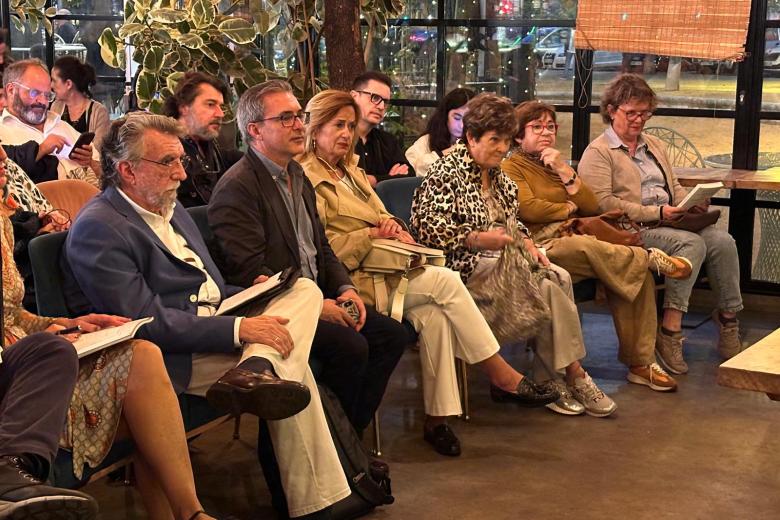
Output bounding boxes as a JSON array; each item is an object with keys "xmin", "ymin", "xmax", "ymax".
[
  {"xmin": 490, "ymin": 378, "xmax": 560, "ymax": 407},
  {"xmin": 423, "ymin": 424, "xmax": 461, "ymax": 457}
]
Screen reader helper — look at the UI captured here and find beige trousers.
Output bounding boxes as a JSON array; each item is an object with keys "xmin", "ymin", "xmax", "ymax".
[
  {"xmin": 542, "ymin": 234, "xmax": 657, "ymax": 366},
  {"xmin": 468, "ymin": 258, "xmax": 586, "ymax": 383},
  {"xmin": 400, "ymin": 266, "xmax": 500, "ymax": 417},
  {"xmin": 187, "ymin": 278, "xmax": 350, "ymax": 517}
]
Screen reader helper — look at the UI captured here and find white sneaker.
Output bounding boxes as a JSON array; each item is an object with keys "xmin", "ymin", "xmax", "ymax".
[
  {"xmin": 568, "ymin": 372, "xmax": 617, "ymax": 417},
  {"xmin": 543, "ymin": 380, "xmax": 585, "ymax": 416}
]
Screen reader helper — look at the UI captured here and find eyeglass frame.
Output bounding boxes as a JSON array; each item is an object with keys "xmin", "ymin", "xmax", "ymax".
[
  {"xmin": 254, "ymin": 110, "xmax": 310, "ymax": 128},
  {"xmin": 139, "ymin": 155, "xmax": 192, "ymax": 170},
  {"xmin": 615, "ymin": 106, "xmax": 654, "ymax": 121},
  {"xmin": 525, "ymin": 122, "xmax": 559, "ymax": 135},
  {"xmin": 11, "ymin": 82, "xmax": 56, "ymax": 103},
  {"xmin": 354, "ymin": 90, "xmax": 391, "ymax": 106}
]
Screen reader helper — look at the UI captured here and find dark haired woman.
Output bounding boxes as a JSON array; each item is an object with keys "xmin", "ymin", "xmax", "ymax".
[
  {"xmin": 50, "ymin": 56, "xmax": 111, "ymax": 151},
  {"xmin": 405, "ymin": 87, "xmax": 475, "ymax": 176}
]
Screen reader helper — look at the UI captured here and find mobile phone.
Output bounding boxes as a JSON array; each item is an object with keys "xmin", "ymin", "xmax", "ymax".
[
  {"xmin": 69, "ymin": 132, "xmax": 96, "ymax": 158},
  {"xmin": 337, "ymin": 299, "xmax": 360, "ymax": 322}
]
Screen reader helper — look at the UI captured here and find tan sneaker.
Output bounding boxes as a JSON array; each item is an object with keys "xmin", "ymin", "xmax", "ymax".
[
  {"xmin": 647, "ymin": 248, "xmax": 693, "ymax": 279},
  {"xmin": 627, "ymin": 363, "xmax": 678, "ymax": 392},
  {"xmin": 656, "ymin": 327, "xmax": 688, "ymax": 374},
  {"xmin": 712, "ymin": 310, "xmax": 745, "ymax": 359}
]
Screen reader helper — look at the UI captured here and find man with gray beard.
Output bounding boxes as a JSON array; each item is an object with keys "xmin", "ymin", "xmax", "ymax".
[
  {"xmin": 0, "ymin": 59, "xmax": 100, "ymax": 185},
  {"xmin": 162, "ymin": 72, "xmax": 242, "ymax": 207}
]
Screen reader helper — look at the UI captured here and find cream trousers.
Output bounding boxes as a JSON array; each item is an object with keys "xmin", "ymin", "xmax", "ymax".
[
  {"xmin": 399, "ymin": 266, "xmax": 500, "ymax": 417},
  {"xmin": 186, "ymin": 278, "xmax": 350, "ymax": 517}
]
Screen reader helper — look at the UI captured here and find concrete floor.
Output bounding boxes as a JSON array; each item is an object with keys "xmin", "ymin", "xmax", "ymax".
[{"xmin": 84, "ymin": 305, "xmax": 780, "ymax": 520}]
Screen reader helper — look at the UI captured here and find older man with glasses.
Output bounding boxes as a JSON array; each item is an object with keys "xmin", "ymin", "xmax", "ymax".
[
  {"xmin": 0, "ymin": 59, "xmax": 100, "ymax": 186},
  {"xmin": 350, "ymin": 70, "xmax": 415, "ymax": 186}
]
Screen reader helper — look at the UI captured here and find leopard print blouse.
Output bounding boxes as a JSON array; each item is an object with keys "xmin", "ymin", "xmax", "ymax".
[{"xmin": 410, "ymin": 141, "xmax": 528, "ymax": 283}]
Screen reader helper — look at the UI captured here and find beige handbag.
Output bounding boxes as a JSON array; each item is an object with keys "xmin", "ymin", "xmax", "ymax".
[{"xmin": 362, "ymin": 239, "xmax": 445, "ymax": 321}]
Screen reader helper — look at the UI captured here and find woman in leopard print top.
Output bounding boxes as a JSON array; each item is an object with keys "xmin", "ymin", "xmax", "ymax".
[{"xmin": 411, "ymin": 93, "xmax": 617, "ymax": 418}]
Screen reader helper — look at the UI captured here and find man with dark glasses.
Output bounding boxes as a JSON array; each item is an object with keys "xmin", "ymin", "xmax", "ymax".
[{"xmin": 350, "ymin": 71, "xmax": 415, "ymax": 186}]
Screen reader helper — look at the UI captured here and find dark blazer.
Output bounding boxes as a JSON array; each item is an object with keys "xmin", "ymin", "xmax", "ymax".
[
  {"xmin": 177, "ymin": 137, "xmax": 243, "ymax": 208},
  {"xmin": 208, "ymin": 150, "xmax": 352, "ymax": 297},
  {"xmin": 62, "ymin": 186, "xmax": 242, "ymax": 393}
]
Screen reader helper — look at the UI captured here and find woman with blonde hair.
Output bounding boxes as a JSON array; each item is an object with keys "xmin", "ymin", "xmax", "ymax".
[{"xmin": 299, "ymin": 89, "xmax": 558, "ymax": 457}]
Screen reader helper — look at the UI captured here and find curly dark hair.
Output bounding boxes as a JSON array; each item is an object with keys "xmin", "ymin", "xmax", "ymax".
[
  {"xmin": 462, "ymin": 93, "xmax": 518, "ymax": 141},
  {"xmin": 161, "ymin": 72, "xmax": 229, "ymax": 119},
  {"xmin": 426, "ymin": 87, "xmax": 475, "ymax": 155}
]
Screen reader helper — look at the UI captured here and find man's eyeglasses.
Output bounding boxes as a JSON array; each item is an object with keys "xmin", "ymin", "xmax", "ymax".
[
  {"xmin": 355, "ymin": 90, "xmax": 391, "ymax": 106},
  {"xmin": 255, "ymin": 110, "xmax": 310, "ymax": 128},
  {"xmin": 526, "ymin": 122, "xmax": 559, "ymax": 135},
  {"xmin": 140, "ymin": 155, "xmax": 192, "ymax": 170},
  {"xmin": 617, "ymin": 107, "xmax": 653, "ymax": 121},
  {"xmin": 12, "ymin": 82, "xmax": 56, "ymax": 102}
]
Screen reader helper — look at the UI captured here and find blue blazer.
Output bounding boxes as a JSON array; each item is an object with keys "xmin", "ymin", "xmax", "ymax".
[{"xmin": 63, "ymin": 186, "xmax": 242, "ymax": 393}]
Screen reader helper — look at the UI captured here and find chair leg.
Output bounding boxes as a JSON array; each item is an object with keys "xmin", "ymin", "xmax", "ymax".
[
  {"xmin": 371, "ymin": 411, "xmax": 382, "ymax": 457},
  {"xmin": 232, "ymin": 414, "xmax": 241, "ymax": 440},
  {"xmin": 456, "ymin": 358, "xmax": 470, "ymax": 421}
]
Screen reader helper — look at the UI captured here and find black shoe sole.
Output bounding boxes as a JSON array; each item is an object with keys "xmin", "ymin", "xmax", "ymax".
[
  {"xmin": 490, "ymin": 390, "xmax": 559, "ymax": 408},
  {"xmin": 423, "ymin": 429, "xmax": 461, "ymax": 457},
  {"xmin": 0, "ymin": 496, "xmax": 98, "ymax": 519},
  {"xmin": 206, "ymin": 380, "xmax": 311, "ymax": 420}
]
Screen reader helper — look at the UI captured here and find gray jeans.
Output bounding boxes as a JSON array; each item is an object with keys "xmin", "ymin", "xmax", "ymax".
[{"xmin": 640, "ymin": 225, "xmax": 743, "ymax": 313}]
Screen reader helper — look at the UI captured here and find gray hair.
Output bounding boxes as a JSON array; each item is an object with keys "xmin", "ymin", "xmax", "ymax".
[
  {"xmin": 100, "ymin": 113, "xmax": 184, "ymax": 190},
  {"xmin": 3, "ymin": 58, "xmax": 48, "ymax": 90},
  {"xmin": 236, "ymin": 79, "xmax": 292, "ymax": 143}
]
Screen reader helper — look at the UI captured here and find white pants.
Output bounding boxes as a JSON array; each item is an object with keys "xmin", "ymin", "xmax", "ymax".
[
  {"xmin": 187, "ymin": 278, "xmax": 350, "ymax": 517},
  {"xmin": 400, "ymin": 266, "xmax": 500, "ymax": 417}
]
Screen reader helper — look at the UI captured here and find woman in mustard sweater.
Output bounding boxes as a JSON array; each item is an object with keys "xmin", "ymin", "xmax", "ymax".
[{"xmin": 503, "ymin": 101, "xmax": 692, "ymax": 394}]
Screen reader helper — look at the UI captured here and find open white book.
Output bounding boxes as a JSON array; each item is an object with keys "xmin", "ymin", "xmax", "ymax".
[
  {"xmin": 676, "ymin": 182, "xmax": 724, "ymax": 211},
  {"xmin": 72, "ymin": 317, "xmax": 154, "ymax": 359},
  {"xmin": 215, "ymin": 270, "xmax": 286, "ymax": 316}
]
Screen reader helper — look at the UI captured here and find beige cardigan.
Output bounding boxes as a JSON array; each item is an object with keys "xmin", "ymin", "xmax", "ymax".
[
  {"xmin": 50, "ymin": 99, "xmax": 111, "ymax": 152},
  {"xmin": 578, "ymin": 130, "xmax": 688, "ymax": 223}
]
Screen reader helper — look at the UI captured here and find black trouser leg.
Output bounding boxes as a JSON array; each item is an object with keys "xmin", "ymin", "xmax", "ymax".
[
  {"xmin": 0, "ymin": 333, "xmax": 79, "ymax": 467},
  {"xmin": 350, "ymin": 309, "xmax": 406, "ymax": 433}
]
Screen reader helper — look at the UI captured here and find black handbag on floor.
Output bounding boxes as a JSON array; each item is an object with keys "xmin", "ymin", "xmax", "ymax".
[{"xmin": 257, "ymin": 385, "xmax": 394, "ymax": 519}]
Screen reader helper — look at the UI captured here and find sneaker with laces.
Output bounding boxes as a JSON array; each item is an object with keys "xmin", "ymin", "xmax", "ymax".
[
  {"xmin": 627, "ymin": 363, "xmax": 678, "ymax": 392},
  {"xmin": 656, "ymin": 327, "xmax": 689, "ymax": 374},
  {"xmin": 712, "ymin": 310, "xmax": 745, "ymax": 359},
  {"xmin": 568, "ymin": 372, "xmax": 617, "ymax": 417},
  {"xmin": 647, "ymin": 248, "xmax": 693, "ymax": 279},
  {"xmin": 542, "ymin": 380, "xmax": 585, "ymax": 416}
]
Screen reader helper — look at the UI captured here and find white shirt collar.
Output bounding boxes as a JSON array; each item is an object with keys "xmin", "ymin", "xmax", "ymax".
[
  {"xmin": 1, "ymin": 108, "xmax": 63, "ymax": 135},
  {"xmin": 116, "ymin": 187, "xmax": 176, "ymax": 226}
]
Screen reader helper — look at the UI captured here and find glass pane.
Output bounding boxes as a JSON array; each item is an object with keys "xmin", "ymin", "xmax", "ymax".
[
  {"xmin": 445, "ymin": 26, "xmax": 544, "ymax": 102},
  {"xmin": 69, "ymin": 20, "xmax": 124, "ymax": 78},
  {"xmin": 591, "ymin": 55, "xmax": 738, "ymax": 110},
  {"xmin": 763, "ymin": 28, "xmax": 780, "ymax": 110},
  {"xmin": 445, "ymin": 0, "xmax": 578, "ymax": 19},
  {"xmin": 367, "ymin": 26, "xmax": 437, "ymax": 100},
  {"xmin": 57, "ymin": 0, "xmax": 123, "ymax": 16},
  {"xmin": 402, "ymin": 3, "xmax": 438, "ymax": 19},
  {"xmin": 92, "ymin": 80, "xmax": 126, "ymax": 120},
  {"xmin": 553, "ymin": 111, "xmax": 573, "ymax": 160},
  {"xmin": 9, "ymin": 20, "xmax": 44, "ymax": 62},
  {"xmin": 769, "ymin": 2, "xmax": 780, "ymax": 20},
  {"xmin": 392, "ymin": 106, "xmax": 436, "ymax": 148},
  {"xmin": 754, "ymin": 121, "xmax": 780, "ymax": 202}
]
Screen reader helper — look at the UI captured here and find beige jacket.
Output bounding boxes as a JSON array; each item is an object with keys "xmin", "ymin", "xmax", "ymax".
[
  {"xmin": 578, "ymin": 130, "xmax": 688, "ymax": 223},
  {"xmin": 50, "ymin": 99, "xmax": 111, "ymax": 152},
  {"xmin": 299, "ymin": 152, "xmax": 397, "ymax": 305}
]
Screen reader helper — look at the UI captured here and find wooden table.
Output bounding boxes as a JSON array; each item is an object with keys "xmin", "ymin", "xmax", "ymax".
[
  {"xmin": 718, "ymin": 328, "xmax": 780, "ymax": 400},
  {"xmin": 674, "ymin": 167, "xmax": 780, "ymax": 190}
]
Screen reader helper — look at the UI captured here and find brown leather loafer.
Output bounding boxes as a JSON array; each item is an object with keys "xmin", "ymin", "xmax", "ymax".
[{"xmin": 206, "ymin": 368, "xmax": 311, "ymax": 420}]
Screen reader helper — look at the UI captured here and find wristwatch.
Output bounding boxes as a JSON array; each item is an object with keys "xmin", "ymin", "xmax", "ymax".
[{"xmin": 563, "ymin": 171, "xmax": 578, "ymax": 187}]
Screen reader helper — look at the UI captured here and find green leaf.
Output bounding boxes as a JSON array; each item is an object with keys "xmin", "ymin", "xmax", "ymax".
[
  {"xmin": 153, "ymin": 29, "xmax": 173, "ymax": 44},
  {"xmin": 44, "ymin": 6, "xmax": 57, "ymax": 16},
  {"xmin": 28, "ymin": 13, "xmax": 40, "ymax": 34},
  {"xmin": 148, "ymin": 8, "xmax": 188, "ymax": 24},
  {"xmin": 241, "ymin": 55, "xmax": 267, "ymax": 85},
  {"xmin": 43, "ymin": 17, "xmax": 52, "ymax": 36},
  {"xmin": 149, "ymin": 98, "xmax": 164, "ymax": 115},
  {"xmin": 136, "ymin": 73, "xmax": 157, "ymax": 102},
  {"xmin": 176, "ymin": 32, "xmax": 204, "ymax": 49},
  {"xmin": 178, "ymin": 47, "xmax": 191, "ymax": 66},
  {"xmin": 308, "ymin": 16, "xmax": 322, "ymax": 34},
  {"xmin": 200, "ymin": 45, "xmax": 218, "ymax": 64},
  {"xmin": 218, "ymin": 18, "xmax": 257, "ymax": 45},
  {"xmin": 191, "ymin": 0, "xmax": 215, "ymax": 29},
  {"xmin": 160, "ymin": 51, "xmax": 180, "ymax": 70},
  {"xmin": 11, "ymin": 16, "xmax": 25, "ymax": 34},
  {"xmin": 165, "ymin": 71, "xmax": 185, "ymax": 93},
  {"xmin": 143, "ymin": 47, "xmax": 164, "ymax": 74},
  {"xmin": 33, "ymin": 0, "xmax": 45, "ymax": 9},
  {"xmin": 118, "ymin": 23, "xmax": 145, "ymax": 39},
  {"xmin": 253, "ymin": 8, "xmax": 280, "ymax": 34},
  {"xmin": 98, "ymin": 28, "xmax": 119, "ymax": 66},
  {"xmin": 234, "ymin": 78, "xmax": 249, "ymax": 97}
]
